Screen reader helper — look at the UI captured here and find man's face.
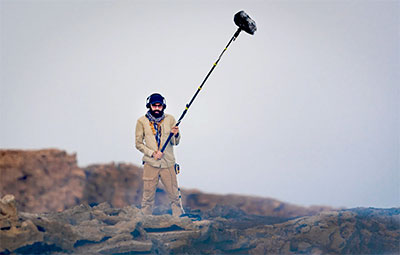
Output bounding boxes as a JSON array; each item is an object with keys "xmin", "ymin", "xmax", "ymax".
[{"xmin": 150, "ymin": 103, "xmax": 164, "ymax": 116}]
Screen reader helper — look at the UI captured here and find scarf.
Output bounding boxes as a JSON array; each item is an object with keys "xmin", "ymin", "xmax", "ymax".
[{"xmin": 146, "ymin": 111, "xmax": 165, "ymax": 149}]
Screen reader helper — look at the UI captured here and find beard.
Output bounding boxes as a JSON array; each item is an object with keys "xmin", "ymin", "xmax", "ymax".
[{"xmin": 150, "ymin": 109, "xmax": 164, "ymax": 118}]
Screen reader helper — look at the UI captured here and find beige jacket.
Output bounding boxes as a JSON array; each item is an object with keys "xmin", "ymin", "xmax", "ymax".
[{"xmin": 135, "ymin": 114, "xmax": 180, "ymax": 168}]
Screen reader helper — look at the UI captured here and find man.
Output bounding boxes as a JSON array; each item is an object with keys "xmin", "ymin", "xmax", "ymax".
[{"xmin": 135, "ymin": 93, "xmax": 182, "ymax": 216}]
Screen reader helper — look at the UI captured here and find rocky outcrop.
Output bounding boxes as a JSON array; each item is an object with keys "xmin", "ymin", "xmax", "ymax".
[
  {"xmin": 246, "ymin": 208, "xmax": 400, "ymax": 254},
  {"xmin": 182, "ymin": 189, "xmax": 333, "ymax": 218},
  {"xmin": 1, "ymin": 195, "xmax": 399, "ymax": 255},
  {"xmin": 0, "ymin": 149, "xmax": 145, "ymax": 213},
  {"xmin": 0, "ymin": 149, "xmax": 85, "ymax": 212},
  {"xmin": 82, "ymin": 163, "xmax": 143, "ymax": 208},
  {"xmin": 0, "ymin": 149, "xmax": 333, "ymax": 218}
]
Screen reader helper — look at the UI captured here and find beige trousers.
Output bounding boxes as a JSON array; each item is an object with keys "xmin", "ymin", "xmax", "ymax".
[{"xmin": 141, "ymin": 164, "xmax": 182, "ymax": 216}]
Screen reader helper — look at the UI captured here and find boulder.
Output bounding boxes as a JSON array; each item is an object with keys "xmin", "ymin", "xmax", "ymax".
[{"xmin": 0, "ymin": 195, "xmax": 43, "ymax": 252}]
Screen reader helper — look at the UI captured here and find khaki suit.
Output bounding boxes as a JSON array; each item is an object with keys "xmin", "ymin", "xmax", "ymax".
[{"xmin": 135, "ymin": 114, "xmax": 182, "ymax": 216}]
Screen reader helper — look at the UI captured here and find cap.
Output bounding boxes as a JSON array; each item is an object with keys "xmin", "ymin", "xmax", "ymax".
[{"xmin": 146, "ymin": 93, "xmax": 166, "ymax": 109}]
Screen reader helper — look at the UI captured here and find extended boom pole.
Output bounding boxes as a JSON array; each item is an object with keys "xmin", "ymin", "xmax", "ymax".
[
  {"xmin": 160, "ymin": 28, "xmax": 242, "ymax": 153},
  {"xmin": 160, "ymin": 10, "xmax": 256, "ymax": 153}
]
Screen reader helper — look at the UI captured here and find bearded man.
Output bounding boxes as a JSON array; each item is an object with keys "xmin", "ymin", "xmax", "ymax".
[{"xmin": 135, "ymin": 93, "xmax": 182, "ymax": 216}]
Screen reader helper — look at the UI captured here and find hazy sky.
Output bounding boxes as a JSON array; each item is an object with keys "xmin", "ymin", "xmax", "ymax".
[{"xmin": 1, "ymin": 0, "xmax": 399, "ymax": 208}]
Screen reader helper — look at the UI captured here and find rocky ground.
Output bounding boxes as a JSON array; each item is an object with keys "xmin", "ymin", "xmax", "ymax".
[
  {"xmin": 0, "ymin": 195, "xmax": 399, "ymax": 254},
  {"xmin": 1, "ymin": 149, "xmax": 399, "ymax": 254}
]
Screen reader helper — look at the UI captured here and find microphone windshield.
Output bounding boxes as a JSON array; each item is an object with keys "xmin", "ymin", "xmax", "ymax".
[{"xmin": 234, "ymin": 11, "xmax": 257, "ymax": 35}]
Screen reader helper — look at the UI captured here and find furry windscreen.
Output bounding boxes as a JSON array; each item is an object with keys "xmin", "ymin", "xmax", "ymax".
[{"xmin": 234, "ymin": 11, "xmax": 257, "ymax": 35}]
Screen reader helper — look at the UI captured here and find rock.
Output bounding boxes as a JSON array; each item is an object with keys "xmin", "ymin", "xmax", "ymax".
[
  {"xmin": 28, "ymin": 216, "xmax": 77, "ymax": 251},
  {"xmin": 0, "ymin": 149, "xmax": 85, "ymax": 213},
  {"xmin": 1, "ymin": 149, "xmax": 334, "ymax": 219},
  {"xmin": 71, "ymin": 219, "xmax": 108, "ymax": 243},
  {"xmin": 1, "ymin": 149, "xmax": 399, "ymax": 254},
  {"xmin": 96, "ymin": 239, "xmax": 152, "ymax": 254},
  {"xmin": 204, "ymin": 204, "xmax": 247, "ymax": 219},
  {"xmin": 182, "ymin": 188, "xmax": 335, "ymax": 218},
  {"xmin": 243, "ymin": 208, "xmax": 400, "ymax": 254},
  {"xmin": 0, "ymin": 196, "xmax": 83, "ymax": 254},
  {"xmin": 142, "ymin": 214, "xmax": 196, "ymax": 231},
  {"xmin": 1, "ymin": 195, "xmax": 399, "ymax": 255},
  {"xmin": 0, "ymin": 195, "xmax": 44, "ymax": 253},
  {"xmin": 0, "ymin": 194, "xmax": 17, "ymax": 219},
  {"xmin": 82, "ymin": 163, "xmax": 144, "ymax": 208}
]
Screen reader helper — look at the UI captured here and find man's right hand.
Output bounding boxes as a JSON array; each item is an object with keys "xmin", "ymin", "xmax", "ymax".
[{"xmin": 152, "ymin": 151, "xmax": 163, "ymax": 160}]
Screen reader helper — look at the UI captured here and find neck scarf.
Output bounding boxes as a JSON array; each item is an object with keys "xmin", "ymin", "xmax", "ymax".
[{"xmin": 146, "ymin": 111, "xmax": 165, "ymax": 149}]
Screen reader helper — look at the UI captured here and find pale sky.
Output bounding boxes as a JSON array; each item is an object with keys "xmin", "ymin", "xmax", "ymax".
[{"xmin": 1, "ymin": 0, "xmax": 399, "ymax": 208}]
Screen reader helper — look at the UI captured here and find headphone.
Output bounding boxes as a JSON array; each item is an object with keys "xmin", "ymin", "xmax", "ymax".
[{"xmin": 146, "ymin": 93, "xmax": 167, "ymax": 109}]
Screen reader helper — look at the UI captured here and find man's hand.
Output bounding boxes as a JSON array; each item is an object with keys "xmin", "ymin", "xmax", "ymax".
[
  {"xmin": 152, "ymin": 151, "xmax": 163, "ymax": 160},
  {"xmin": 171, "ymin": 126, "xmax": 179, "ymax": 136}
]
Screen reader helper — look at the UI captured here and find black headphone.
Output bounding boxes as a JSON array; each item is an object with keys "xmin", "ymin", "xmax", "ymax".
[{"xmin": 146, "ymin": 93, "xmax": 167, "ymax": 109}]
